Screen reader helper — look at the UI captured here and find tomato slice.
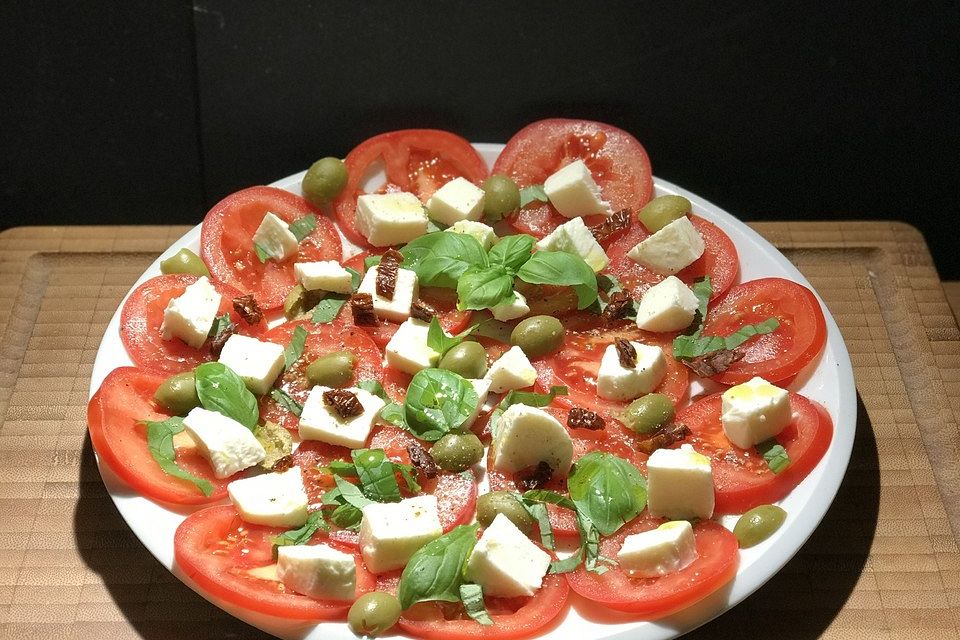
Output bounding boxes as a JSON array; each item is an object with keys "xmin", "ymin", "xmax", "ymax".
[
  {"xmin": 87, "ymin": 366, "xmax": 232, "ymax": 505},
  {"xmin": 174, "ymin": 505, "xmax": 375, "ymax": 620},
  {"xmin": 703, "ymin": 278, "xmax": 827, "ymax": 385},
  {"xmin": 676, "ymin": 392, "xmax": 833, "ymax": 514},
  {"xmin": 200, "ymin": 186, "xmax": 342, "ymax": 309},
  {"xmin": 566, "ymin": 515, "xmax": 738, "ymax": 616},
  {"xmin": 119, "ymin": 274, "xmax": 263, "ymax": 376},
  {"xmin": 492, "ymin": 119, "xmax": 654, "ymax": 239},
  {"xmin": 333, "ymin": 130, "xmax": 489, "ymax": 248}
]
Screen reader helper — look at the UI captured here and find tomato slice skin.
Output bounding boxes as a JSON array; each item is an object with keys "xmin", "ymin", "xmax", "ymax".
[
  {"xmin": 333, "ymin": 129, "xmax": 489, "ymax": 248},
  {"xmin": 87, "ymin": 366, "xmax": 232, "ymax": 505},
  {"xmin": 676, "ymin": 392, "xmax": 833, "ymax": 514},
  {"xmin": 174, "ymin": 505, "xmax": 375, "ymax": 620},
  {"xmin": 566, "ymin": 515, "xmax": 738, "ymax": 616},
  {"xmin": 200, "ymin": 186, "xmax": 342, "ymax": 310}
]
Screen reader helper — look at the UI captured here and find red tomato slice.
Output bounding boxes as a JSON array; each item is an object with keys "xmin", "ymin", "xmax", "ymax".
[
  {"xmin": 174, "ymin": 505, "xmax": 375, "ymax": 620},
  {"xmin": 119, "ymin": 274, "xmax": 263, "ymax": 376},
  {"xmin": 201, "ymin": 186, "xmax": 342, "ymax": 309},
  {"xmin": 333, "ymin": 130, "xmax": 489, "ymax": 248},
  {"xmin": 676, "ymin": 392, "xmax": 833, "ymax": 514},
  {"xmin": 87, "ymin": 366, "xmax": 232, "ymax": 505},
  {"xmin": 492, "ymin": 119, "xmax": 654, "ymax": 239},
  {"xmin": 566, "ymin": 515, "xmax": 738, "ymax": 616},
  {"xmin": 703, "ymin": 278, "xmax": 827, "ymax": 385}
]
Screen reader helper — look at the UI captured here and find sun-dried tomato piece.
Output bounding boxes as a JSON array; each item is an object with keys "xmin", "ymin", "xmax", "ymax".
[
  {"xmin": 322, "ymin": 389, "xmax": 363, "ymax": 418},
  {"xmin": 601, "ymin": 291, "xmax": 634, "ymax": 323},
  {"xmin": 410, "ymin": 299, "xmax": 437, "ymax": 323},
  {"xmin": 376, "ymin": 249, "xmax": 404, "ymax": 300},
  {"xmin": 589, "ymin": 208, "xmax": 632, "ymax": 243},
  {"xmin": 407, "ymin": 442, "xmax": 439, "ymax": 479},
  {"xmin": 636, "ymin": 422, "xmax": 691, "ymax": 455},
  {"xmin": 270, "ymin": 454, "xmax": 295, "ymax": 473},
  {"xmin": 615, "ymin": 337, "xmax": 637, "ymax": 369},
  {"xmin": 681, "ymin": 349, "xmax": 744, "ymax": 377},
  {"xmin": 232, "ymin": 294, "xmax": 264, "ymax": 325},
  {"xmin": 568, "ymin": 407, "xmax": 605, "ymax": 430},
  {"xmin": 351, "ymin": 293, "xmax": 377, "ymax": 326},
  {"xmin": 518, "ymin": 461, "xmax": 553, "ymax": 491},
  {"xmin": 209, "ymin": 327, "xmax": 234, "ymax": 357}
]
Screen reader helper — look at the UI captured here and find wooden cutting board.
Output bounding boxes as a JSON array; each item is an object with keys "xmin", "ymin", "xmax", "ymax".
[{"xmin": 0, "ymin": 222, "xmax": 958, "ymax": 640}]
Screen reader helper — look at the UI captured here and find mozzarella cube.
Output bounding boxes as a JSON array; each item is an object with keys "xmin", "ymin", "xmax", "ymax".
[
  {"xmin": 635, "ymin": 276, "xmax": 700, "ymax": 332},
  {"xmin": 228, "ymin": 467, "xmax": 309, "ymax": 527},
  {"xmin": 491, "ymin": 404, "xmax": 574, "ymax": 477},
  {"xmin": 253, "ymin": 212, "xmax": 299, "ymax": 262},
  {"xmin": 181, "ymin": 407, "xmax": 265, "ymax": 478},
  {"xmin": 466, "ymin": 514, "xmax": 551, "ymax": 597},
  {"xmin": 721, "ymin": 377, "xmax": 793, "ymax": 449},
  {"xmin": 384, "ymin": 319, "xmax": 440, "ymax": 375},
  {"xmin": 447, "ymin": 220, "xmax": 498, "ymax": 250},
  {"xmin": 627, "ymin": 216, "xmax": 705, "ymax": 275},
  {"xmin": 425, "ymin": 177, "xmax": 485, "ymax": 226},
  {"xmin": 276, "ymin": 544, "xmax": 356, "ymax": 601},
  {"xmin": 355, "ymin": 192, "xmax": 428, "ymax": 247},
  {"xmin": 357, "ymin": 265, "xmax": 418, "ymax": 323},
  {"xmin": 484, "ymin": 346, "xmax": 537, "ymax": 394},
  {"xmin": 596, "ymin": 341, "xmax": 667, "ymax": 401},
  {"xmin": 294, "ymin": 260, "xmax": 354, "ymax": 293},
  {"xmin": 298, "ymin": 386, "xmax": 385, "ymax": 449},
  {"xmin": 160, "ymin": 276, "xmax": 221, "ymax": 349},
  {"xmin": 359, "ymin": 495, "xmax": 443, "ymax": 573},
  {"xmin": 534, "ymin": 216, "xmax": 609, "ymax": 272},
  {"xmin": 543, "ymin": 159, "xmax": 612, "ymax": 218},
  {"xmin": 463, "ymin": 379, "xmax": 492, "ymax": 430},
  {"xmin": 217, "ymin": 334, "xmax": 285, "ymax": 396},
  {"xmin": 647, "ymin": 444, "xmax": 715, "ymax": 520},
  {"xmin": 617, "ymin": 520, "xmax": 698, "ymax": 578},
  {"xmin": 490, "ymin": 292, "xmax": 530, "ymax": 322}
]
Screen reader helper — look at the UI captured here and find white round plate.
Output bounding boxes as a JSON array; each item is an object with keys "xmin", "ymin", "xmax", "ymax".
[{"xmin": 89, "ymin": 143, "xmax": 856, "ymax": 640}]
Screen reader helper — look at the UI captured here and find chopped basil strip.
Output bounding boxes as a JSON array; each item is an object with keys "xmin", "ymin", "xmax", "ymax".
[
  {"xmin": 254, "ymin": 243, "xmax": 271, "ymax": 263},
  {"xmin": 757, "ymin": 438, "xmax": 791, "ymax": 474},
  {"xmin": 403, "ymin": 369, "xmax": 479, "ymax": 441},
  {"xmin": 522, "ymin": 489, "xmax": 610, "ymax": 575},
  {"xmin": 194, "ymin": 362, "xmax": 259, "ymax": 429},
  {"xmin": 516, "ymin": 250, "xmax": 599, "ymax": 309},
  {"xmin": 520, "ymin": 498, "xmax": 555, "ymax": 551},
  {"xmin": 459, "ymin": 584, "xmax": 494, "ymax": 626},
  {"xmin": 142, "ymin": 417, "xmax": 214, "ymax": 496},
  {"xmin": 567, "ymin": 452, "xmax": 647, "ymax": 537},
  {"xmin": 311, "ymin": 295, "xmax": 349, "ymax": 323},
  {"xmin": 208, "ymin": 313, "xmax": 234, "ymax": 339},
  {"xmin": 379, "ymin": 401, "xmax": 408, "ymax": 429},
  {"xmin": 518, "ymin": 184, "xmax": 549, "ymax": 208},
  {"xmin": 398, "ymin": 524, "xmax": 480, "ymax": 610},
  {"xmin": 345, "ymin": 266, "xmax": 362, "ymax": 291},
  {"xmin": 284, "ymin": 325, "xmax": 308, "ymax": 369},
  {"xmin": 321, "ymin": 475, "xmax": 375, "ymax": 531},
  {"xmin": 272, "ymin": 512, "xmax": 329, "ymax": 548},
  {"xmin": 358, "ymin": 379, "xmax": 389, "ymax": 401},
  {"xmin": 269, "ymin": 388, "xmax": 302, "ymax": 417},
  {"xmin": 288, "ymin": 214, "xmax": 317, "ymax": 242}
]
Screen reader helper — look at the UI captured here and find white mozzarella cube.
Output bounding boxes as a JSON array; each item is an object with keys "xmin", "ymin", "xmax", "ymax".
[
  {"xmin": 298, "ymin": 386, "xmax": 385, "ymax": 449},
  {"xmin": 160, "ymin": 276, "xmax": 221, "ymax": 349},
  {"xmin": 425, "ymin": 177, "xmax": 485, "ymax": 226},
  {"xmin": 617, "ymin": 520, "xmax": 698, "ymax": 578},
  {"xmin": 294, "ymin": 260, "xmax": 354, "ymax": 293},
  {"xmin": 384, "ymin": 319, "xmax": 440, "ymax": 375},
  {"xmin": 276, "ymin": 544, "xmax": 356, "ymax": 601},
  {"xmin": 228, "ymin": 467, "xmax": 309, "ymax": 527},
  {"xmin": 635, "ymin": 276, "xmax": 700, "ymax": 332},
  {"xmin": 534, "ymin": 216, "xmax": 609, "ymax": 272},
  {"xmin": 596, "ymin": 341, "xmax": 667, "ymax": 401},
  {"xmin": 355, "ymin": 192, "xmax": 429, "ymax": 247},
  {"xmin": 484, "ymin": 346, "xmax": 537, "ymax": 394},
  {"xmin": 217, "ymin": 334, "xmax": 286, "ymax": 396},
  {"xmin": 181, "ymin": 407, "xmax": 265, "ymax": 478},
  {"xmin": 491, "ymin": 404, "xmax": 574, "ymax": 477},
  {"xmin": 627, "ymin": 216, "xmax": 705, "ymax": 275},
  {"xmin": 253, "ymin": 212, "xmax": 299, "ymax": 262},
  {"xmin": 721, "ymin": 377, "xmax": 793, "ymax": 449},
  {"xmin": 646, "ymin": 444, "xmax": 715, "ymax": 520},
  {"xmin": 490, "ymin": 292, "xmax": 530, "ymax": 322},
  {"xmin": 359, "ymin": 495, "xmax": 443, "ymax": 573},
  {"xmin": 466, "ymin": 514, "xmax": 551, "ymax": 597},
  {"xmin": 447, "ymin": 220, "xmax": 498, "ymax": 249},
  {"xmin": 463, "ymin": 379, "xmax": 492, "ymax": 430},
  {"xmin": 543, "ymin": 159, "xmax": 612, "ymax": 218},
  {"xmin": 357, "ymin": 265, "xmax": 418, "ymax": 323}
]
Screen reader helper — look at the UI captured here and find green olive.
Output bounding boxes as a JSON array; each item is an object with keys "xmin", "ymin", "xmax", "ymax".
[
  {"xmin": 153, "ymin": 372, "xmax": 200, "ymax": 415},
  {"xmin": 160, "ymin": 248, "xmax": 209, "ymax": 277},
  {"xmin": 283, "ymin": 285, "xmax": 324, "ymax": 319},
  {"xmin": 638, "ymin": 195, "xmax": 692, "ymax": 233},
  {"xmin": 621, "ymin": 393, "xmax": 675, "ymax": 434},
  {"xmin": 429, "ymin": 433, "xmax": 484, "ymax": 472},
  {"xmin": 301, "ymin": 157, "xmax": 348, "ymax": 205},
  {"xmin": 438, "ymin": 341, "xmax": 488, "ymax": 378},
  {"xmin": 482, "ymin": 174, "xmax": 520, "ymax": 220},
  {"xmin": 476, "ymin": 491, "xmax": 536, "ymax": 535},
  {"xmin": 306, "ymin": 351, "xmax": 356, "ymax": 387},
  {"xmin": 348, "ymin": 591, "xmax": 401, "ymax": 637},
  {"xmin": 734, "ymin": 504, "xmax": 787, "ymax": 548},
  {"xmin": 510, "ymin": 315, "xmax": 565, "ymax": 358}
]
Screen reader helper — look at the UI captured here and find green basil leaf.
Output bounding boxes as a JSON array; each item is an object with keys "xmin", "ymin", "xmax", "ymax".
[
  {"xmin": 588, "ymin": 274, "xmax": 636, "ymax": 319},
  {"xmin": 673, "ymin": 317, "xmax": 781, "ymax": 360},
  {"xmin": 400, "ymin": 232, "xmax": 488, "ymax": 289},
  {"xmin": 398, "ymin": 524, "xmax": 480, "ymax": 610},
  {"xmin": 380, "ymin": 402, "xmax": 408, "ymax": 428},
  {"xmin": 686, "ymin": 276, "xmax": 713, "ymax": 335},
  {"xmin": 488, "ymin": 234, "xmax": 535, "ymax": 273},
  {"xmin": 426, "ymin": 317, "xmax": 476, "ymax": 358},
  {"xmin": 329, "ymin": 503, "xmax": 364, "ymax": 530},
  {"xmin": 520, "ymin": 499, "xmax": 555, "ymax": 551},
  {"xmin": 194, "ymin": 362, "xmax": 259, "ymax": 429},
  {"xmin": 311, "ymin": 295, "xmax": 349, "ymax": 323},
  {"xmin": 142, "ymin": 417, "xmax": 214, "ymax": 496},
  {"xmin": 404, "ymin": 369, "xmax": 480, "ymax": 442},
  {"xmin": 396, "ymin": 463, "xmax": 422, "ymax": 494},
  {"xmin": 577, "ymin": 512, "xmax": 611, "ymax": 574},
  {"xmin": 272, "ymin": 511, "xmax": 329, "ymax": 548},
  {"xmin": 489, "ymin": 386, "xmax": 568, "ymax": 436},
  {"xmin": 324, "ymin": 459, "xmax": 360, "ymax": 477},
  {"xmin": 288, "ymin": 214, "xmax": 317, "ymax": 242},
  {"xmin": 358, "ymin": 379, "xmax": 389, "ymax": 401},
  {"xmin": 254, "ymin": 243, "xmax": 270, "ymax": 263},
  {"xmin": 269, "ymin": 388, "xmax": 303, "ymax": 417},
  {"xmin": 459, "ymin": 584, "xmax": 493, "ymax": 626},
  {"xmin": 332, "ymin": 474, "xmax": 375, "ymax": 510},
  {"xmin": 517, "ymin": 251, "xmax": 598, "ymax": 309},
  {"xmin": 456, "ymin": 265, "xmax": 514, "ymax": 311},
  {"xmin": 284, "ymin": 325, "xmax": 309, "ymax": 370},
  {"xmin": 549, "ymin": 552, "xmax": 583, "ymax": 575},
  {"xmin": 567, "ymin": 452, "xmax": 647, "ymax": 537},
  {"xmin": 208, "ymin": 313, "xmax": 234, "ymax": 339},
  {"xmin": 364, "ymin": 254, "xmax": 382, "ymax": 270},
  {"xmin": 518, "ymin": 184, "xmax": 548, "ymax": 208},
  {"xmin": 757, "ymin": 438, "xmax": 791, "ymax": 474},
  {"xmin": 352, "ymin": 449, "xmax": 402, "ymax": 503},
  {"xmin": 522, "ymin": 489, "xmax": 577, "ymax": 512},
  {"xmin": 345, "ymin": 267, "xmax": 362, "ymax": 292}
]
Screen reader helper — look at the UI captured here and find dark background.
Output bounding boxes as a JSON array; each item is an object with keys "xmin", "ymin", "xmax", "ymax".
[{"xmin": 2, "ymin": 1, "xmax": 958, "ymax": 277}]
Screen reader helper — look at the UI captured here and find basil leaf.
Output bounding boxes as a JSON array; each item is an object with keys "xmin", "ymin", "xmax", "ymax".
[
  {"xmin": 332, "ymin": 475, "xmax": 375, "ymax": 510},
  {"xmin": 673, "ymin": 317, "xmax": 781, "ymax": 359},
  {"xmin": 489, "ymin": 386, "xmax": 568, "ymax": 436},
  {"xmin": 358, "ymin": 379, "xmax": 389, "ymax": 401},
  {"xmin": 488, "ymin": 234, "xmax": 535, "ymax": 273},
  {"xmin": 284, "ymin": 325, "xmax": 308, "ymax": 370},
  {"xmin": 364, "ymin": 254, "xmax": 382, "ymax": 270},
  {"xmin": 517, "ymin": 251, "xmax": 598, "ymax": 309},
  {"xmin": 578, "ymin": 512, "xmax": 612, "ymax": 575},
  {"xmin": 345, "ymin": 267, "xmax": 362, "ymax": 292},
  {"xmin": 757, "ymin": 438, "xmax": 791, "ymax": 474},
  {"xmin": 311, "ymin": 295, "xmax": 349, "ymax": 323},
  {"xmin": 142, "ymin": 417, "xmax": 214, "ymax": 496},
  {"xmin": 194, "ymin": 362, "xmax": 259, "ymax": 429},
  {"xmin": 401, "ymin": 232, "xmax": 488, "ymax": 289},
  {"xmin": 686, "ymin": 276, "xmax": 712, "ymax": 335},
  {"xmin": 288, "ymin": 214, "xmax": 317, "ymax": 242},
  {"xmin": 456, "ymin": 265, "xmax": 514, "ymax": 311},
  {"xmin": 272, "ymin": 512, "xmax": 329, "ymax": 548},
  {"xmin": 519, "ymin": 184, "xmax": 548, "ymax": 208},
  {"xmin": 459, "ymin": 584, "xmax": 493, "ymax": 626},
  {"xmin": 520, "ymin": 499, "xmax": 555, "ymax": 551},
  {"xmin": 549, "ymin": 552, "xmax": 583, "ymax": 575},
  {"xmin": 568, "ymin": 451, "xmax": 647, "ymax": 537},
  {"xmin": 588, "ymin": 274, "xmax": 636, "ymax": 319},
  {"xmin": 522, "ymin": 489, "xmax": 577, "ymax": 511},
  {"xmin": 208, "ymin": 313, "xmax": 234, "ymax": 339},
  {"xmin": 322, "ymin": 475, "xmax": 374, "ymax": 531},
  {"xmin": 254, "ymin": 243, "xmax": 270, "ymax": 263},
  {"xmin": 329, "ymin": 503, "xmax": 364, "ymax": 530},
  {"xmin": 352, "ymin": 449, "xmax": 402, "ymax": 503},
  {"xmin": 324, "ymin": 460, "xmax": 360, "ymax": 477},
  {"xmin": 398, "ymin": 524, "xmax": 480, "ymax": 610},
  {"xmin": 404, "ymin": 369, "xmax": 479, "ymax": 441},
  {"xmin": 396, "ymin": 463, "xmax": 422, "ymax": 494},
  {"xmin": 426, "ymin": 317, "xmax": 476, "ymax": 358},
  {"xmin": 269, "ymin": 388, "xmax": 302, "ymax": 417},
  {"xmin": 380, "ymin": 402, "xmax": 408, "ymax": 428}
]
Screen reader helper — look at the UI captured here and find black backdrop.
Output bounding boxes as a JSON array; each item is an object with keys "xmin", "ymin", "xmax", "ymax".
[{"xmin": 2, "ymin": 1, "xmax": 958, "ymax": 277}]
